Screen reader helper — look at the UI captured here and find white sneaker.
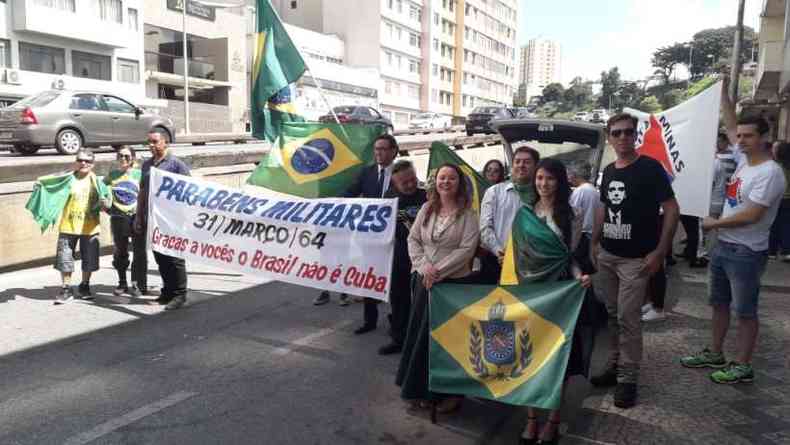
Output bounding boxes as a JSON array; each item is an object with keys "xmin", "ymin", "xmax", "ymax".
[
  {"xmin": 641, "ymin": 303, "xmax": 653, "ymax": 314},
  {"xmin": 642, "ymin": 309, "xmax": 666, "ymax": 322}
]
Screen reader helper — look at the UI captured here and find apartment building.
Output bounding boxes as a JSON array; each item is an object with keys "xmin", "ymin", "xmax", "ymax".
[
  {"xmin": 0, "ymin": 0, "xmax": 145, "ymax": 107},
  {"xmin": 272, "ymin": 0, "xmax": 518, "ymax": 128},
  {"xmin": 519, "ymin": 38, "xmax": 561, "ymax": 103}
]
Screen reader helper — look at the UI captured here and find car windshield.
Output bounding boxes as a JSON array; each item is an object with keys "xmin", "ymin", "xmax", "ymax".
[
  {"xmin": 472, "ymin": 107, "xmax": 499, "ymax": 114},
  {"xmin": 414, "ymin": 113, "xmax": 433, "ymax": 119},
  {"xmin": 332, "ymin": 106, "xmax": 357, "ymax": 114},
  {"xmin": 12, "ymin": 91, "xmax": 61, "ymax": 108}
]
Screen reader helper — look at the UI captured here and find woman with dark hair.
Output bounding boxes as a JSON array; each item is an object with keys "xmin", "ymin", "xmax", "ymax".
[
  {"xmin": 483, "ymin": 159, "xmax": 506, "ymax": 184},
  {"xmin": 518, "ymin": 158, "xmax": 593, "ymax": 445},
  {"xmin": 397, "ymin": 163, "xmax": 480, "ymax": 415},
  {"xmin": 770, "ymin": 141, "xmax": 790, "ymax": 261}
]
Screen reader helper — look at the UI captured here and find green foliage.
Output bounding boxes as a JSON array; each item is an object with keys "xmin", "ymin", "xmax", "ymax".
[
  {"xmin": 639, "ymin": 96, "xmax": 662, "ymax": 113},
  {"xmin": 689, "ymin": 26, "xmax": 755, "ymax": 78},
  {"xmin": 659, "ymin": 89, "xmax": 686, "ymax": 110},
  {"xmin": 598, "ymin": 67, "xmax": 621, "ymax": 109},
  {"xmin": 652, "ymin": 43, "xmax": 690, "ymax": 84},
  {"xmin": 541, "ymin": 83, "xmax": 565, "ymax": 104}
]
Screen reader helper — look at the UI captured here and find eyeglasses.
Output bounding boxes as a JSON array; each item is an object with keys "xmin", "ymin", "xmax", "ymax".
[
  {"xmin": 610, "ymin": 128, "xmax": 636, "ymax": 138},
  {"xmin": 76, "ymin": 158, "xmax": 93, "ymax": 164}
]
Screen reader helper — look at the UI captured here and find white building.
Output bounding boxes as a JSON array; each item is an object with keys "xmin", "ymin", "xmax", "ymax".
[
  {"xmin": 272, "ymin": 0, "xmax": 519, "ymax": 128},
  {"xmin": 0, "ymin": 0, "xmax": 145, "ymax": 107},
  {"xmin": 519, "ymin": 38, "xmax": 561, "ymax": 102}
]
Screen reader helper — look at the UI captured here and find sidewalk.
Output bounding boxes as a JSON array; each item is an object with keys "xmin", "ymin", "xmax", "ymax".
[{"xmin": 1, "ymin": 255, "xmax": 788, "ymax": 444}]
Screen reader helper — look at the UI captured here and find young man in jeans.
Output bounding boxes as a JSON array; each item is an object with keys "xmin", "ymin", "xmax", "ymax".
[
  {"xmin": 680, "ymin": 79, "xmax": 786, "ymax": 384},
  {"xmin": 591, "ymin": 113, "xmax": 680, "ymax": 408}
]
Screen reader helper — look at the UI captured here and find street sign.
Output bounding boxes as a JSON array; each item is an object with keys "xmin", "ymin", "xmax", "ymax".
[{"xmin": 167, "ymin": 0, "xmax": 216, "ymax": 21}]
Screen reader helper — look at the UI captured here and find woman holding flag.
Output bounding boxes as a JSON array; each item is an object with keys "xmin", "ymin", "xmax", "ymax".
[
  {"xmin": 510, "ymin": 158, "xmax": 593, "ymax": 445},
  {"xmin": 396, "ymin": 163, "xmax": 480, "ymax": 415}
]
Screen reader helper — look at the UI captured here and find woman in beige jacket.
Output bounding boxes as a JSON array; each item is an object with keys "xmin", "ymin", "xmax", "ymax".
[{"xmin": 395, "ymin": 163, "xmax": 480, "ymax": 415}]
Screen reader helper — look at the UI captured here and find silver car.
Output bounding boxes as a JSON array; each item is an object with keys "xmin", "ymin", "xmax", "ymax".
[{"xmin": 0, "ymin": 90, "xmax": 175, "ymax": 155}]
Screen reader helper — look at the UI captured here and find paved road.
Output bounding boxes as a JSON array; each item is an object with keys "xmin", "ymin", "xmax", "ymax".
[{"xmin": 2, "ymin": 246, "xmax": 789, "ymax": 444}]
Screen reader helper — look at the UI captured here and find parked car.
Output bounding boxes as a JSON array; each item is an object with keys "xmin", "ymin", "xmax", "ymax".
[
  {"xmin": 573, "ymin": 111, "xmax": 590, "ymax": 122},
  {"xmin": 589, "ymin": 109, "xmax": 610, "ymax": 124},
  {"xmin": 409, "ymin": 112, "xmax": 452, "ymax": 130},
  {"xmin": 317, "ymin": 106, "xmax": 393, "ymax": 133},
  {"xmin": 465, "ymin": 106, "xmax": 515, "ymax": 136},
  {"xmin": 0, "ymin": 90, "xmax": 175, "ymax": 155}
]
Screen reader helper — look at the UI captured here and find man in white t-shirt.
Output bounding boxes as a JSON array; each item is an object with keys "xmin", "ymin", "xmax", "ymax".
[
  {"xmin": 568, "ymin": 161, "xmax": 600, "ymax": 237},
  {"xmin": 680, "ymin": 77, "xmax": 786, "ymax": 384}
]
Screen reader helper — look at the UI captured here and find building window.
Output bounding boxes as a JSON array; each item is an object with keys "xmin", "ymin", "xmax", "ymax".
[
  {"xmin": 433, "ymin": 13, "xmax": 439, "ymax": 25},
  {"xmin": 409, "ymin": 5, "xmax": 421, "ymax": 22},
  {"xmin": 408, "ymin": 85, "xmax": 419, "ymax": 99},
  {"xmin": 117, "ymin": 58, "xmax": 139, "ymax": 83},
  {"xmin": 19, "ymin": 42, "xmax": 65, "ymax": 74},
  {"xmin": 290, "ymin": 0, "xmax": 297, "ymax": 8},
  {"xmin": 409, "ymin": 33, "xmax": 420, "ymax": 48},
  {"xmin": 95, "ymin": 0, "xmax": 122, "ymax": 23},
  {"xmin": 127, "ymin": 8, "xmax": 138, "ymax": 30},
  {"xmin": 384, "ymin": 80, "xmax": 392, "ymax": 94},
  {"xmin": 396, "ymin": 0, "xmax": 402, "ymax": 13},
  {"xmin": 409, "ymin": 59, "xmax": 419, "ymax": 74},
  {"xmin": 432, "ymin": 64, "xmax": 438, "ymax": 76},
  {"xmin": 387, "ymin": 0, "xmax": 393, "ymax": 9},
  {"xmin": 73, "ymin": 50, "xmax": 111, "ymax": 80},
  {"xmin": 0, "ymin": 40, "xmax": 10, "ymax": 68},
  {"xmin": 34, "ymin": 0, "xmax": 75, "ymax": 12}
]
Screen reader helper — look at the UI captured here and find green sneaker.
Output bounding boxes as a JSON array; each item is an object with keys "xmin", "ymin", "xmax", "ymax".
[
  {"xmin": 710, "ymin": 362, "xmax": 755, "ymax": 384},
  {"xmin": 680, "ymin": 348, "xmax": 727, "ymax": 369}
]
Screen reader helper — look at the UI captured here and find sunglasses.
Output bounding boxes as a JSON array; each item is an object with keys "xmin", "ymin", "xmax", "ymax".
[
  {"xmin": 118, "ymin": 154, "xmax": 132, "ymax": 160},
  {"xmin": 610, "ymin": 128, "xmax": 636, "ymax": 138},
  {"xmin": 76, "ymin": 158, "xmax": 94, "ymax": 164}
]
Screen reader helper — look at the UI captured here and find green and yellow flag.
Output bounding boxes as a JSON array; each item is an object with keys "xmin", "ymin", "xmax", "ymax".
[
  {"xmin": 25, "ymin": 172, "xmax": 110, "ymax": 233},
  {"xmin": 427, "ymin": 141, "xmax": 491, "ymax": 213},
  {"xmin": 247, "ymin": 122, "xmax": 384, "ymax": 198},
  {"xmin": 500, "ymin": 206, "xmax": 571, "ymax": 286},
  {"xmin": 250, "ymin": 0, "xmax": 306, "ymax": 142},
  {"xmin": 430, "ymin": 280, "xmax": 585, "ymax": 409}
]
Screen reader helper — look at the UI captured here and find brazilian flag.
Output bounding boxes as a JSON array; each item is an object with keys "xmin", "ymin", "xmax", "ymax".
[
  {"xmin": 500, "ymin": 206, "xmax": 571, "ymax": 286},
  {"xmin": 250, "ymin": 0, "xmax": 306, "ymax": 142},
  {"xmin": 25, "ymin": 172, "xmax": 110, "ymax": 232},
  {"xmin": 247, "ymin": 122, "xmax": 384, "ymax": 198},
  {"xmin": 427, "ymin": 141, "xmax": 491, "ymax": 213},
  {"xmin": 430, "ymin": 280, "xmax": 585, "ymax": 409}
]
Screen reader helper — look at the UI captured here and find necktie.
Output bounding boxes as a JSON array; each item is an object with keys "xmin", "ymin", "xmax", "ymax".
[{"xmin": 377, "ymin": 168, "xmax": 385, "ymax": 197}]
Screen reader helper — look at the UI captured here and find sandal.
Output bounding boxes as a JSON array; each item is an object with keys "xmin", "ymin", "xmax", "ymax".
[
  {"xmin": 519, "ymin": 416, "xmax": 538, "ymax": 445},
  {"xmin": 538, "ymin": 419, "xmax": 561, "ymax": 445}
]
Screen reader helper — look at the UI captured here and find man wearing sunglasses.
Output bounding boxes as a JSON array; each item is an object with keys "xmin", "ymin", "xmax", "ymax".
[
  {"xmin": 53, "ymin": 149, "xmax": 112, "ymax": 304},
  {"xmin": 590, "ymin": 113, "xmax": 679, "ymax": 408},
  {"xmin": 135, "ymin": 131, "xmax": 191, "ymax": 310},
  {"xmin": 104, "ymin": 147, "xmax": 147, "ymax": 298}
]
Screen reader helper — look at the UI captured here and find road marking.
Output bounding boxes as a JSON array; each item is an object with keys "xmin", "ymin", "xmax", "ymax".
[
  {"xmin": 562, "ymin": 433, "xmax": 617, "ymax": 445},
  {"xmin": 272, "ymin": 320, "xmax": 354, "ymax": 356},
  {"xmin": 62, "ymin": 391, "xmax": 197, "ymax": 445}
]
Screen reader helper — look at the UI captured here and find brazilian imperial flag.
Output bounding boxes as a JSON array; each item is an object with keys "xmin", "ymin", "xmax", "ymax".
[
  {"xmin": 427, "ymin": 141, "xmax": 491, "ymax": 213},
  {"xmin": 430, "ymin": 280, "xmax": 585, "ymax": 408},
  {"xmin": 250, "ymin": 0, "xmax": 306, "ymax": 142},
  {"xmin": 247, "ymin": 122, "xmax": 384, "ymax": 198}
]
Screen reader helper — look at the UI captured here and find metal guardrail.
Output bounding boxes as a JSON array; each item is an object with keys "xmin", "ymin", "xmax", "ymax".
[{"xmin": 174, "ymin": 126, "xmax": 467, "ymax": 145}]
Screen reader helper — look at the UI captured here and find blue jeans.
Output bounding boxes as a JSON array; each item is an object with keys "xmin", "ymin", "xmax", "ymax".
[
  {"xmin": 769, "ymin": 199, "xmax": 790, "ymax": 255},
  {"xmin": 708, "ymin": 241, "xmax": 768, "ymax": 318}
]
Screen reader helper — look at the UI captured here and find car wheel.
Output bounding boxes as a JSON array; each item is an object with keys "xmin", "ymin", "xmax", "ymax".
[
  {"xmin": 14, "ymin": 144, "xmax": 39, "ymax": 155},
  {"xmin": 55, "ymin": 129, "xmax": 83, "ymax": 155},
  {"xmin": 153, "ymin": 127, "xmax": 171, "ymax": 144}
]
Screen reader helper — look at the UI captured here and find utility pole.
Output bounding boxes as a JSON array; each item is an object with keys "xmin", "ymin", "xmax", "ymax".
[{"xmin": 729, "ymin": 0, "xmax": 746, "ymax": 102}]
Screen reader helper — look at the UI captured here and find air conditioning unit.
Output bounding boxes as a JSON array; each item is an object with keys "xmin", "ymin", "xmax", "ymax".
[
  {"xmin": 5, "ymin": 68, "xmax": 21, "ymax": 85},
  {"xmin": 51, "ymin": 77, "xmax": 65, "ymax": 90}
]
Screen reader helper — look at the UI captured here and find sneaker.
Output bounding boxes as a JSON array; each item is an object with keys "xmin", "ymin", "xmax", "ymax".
[
  {"xmin": 680, "ymin": 348, "xmax": 727, "ymax": 369},
  {"xmin": 164, "ymin": 297, "xmax": 186, "ymax": 310},
  {"xmin": 614, "ymin": 382, "xmax": 637, "ymax": 408},
  {"xmin": 641, "ymin": 309, "xmax": 666, "ymax": 322},
  {"xmin": 128, "ymin": 285, "xmax": 143, "ymax": 298},
  {"xmin": 710, "ymin": 362, "xmax": 755, "ymax": 384},
  {"xmin": 78, "ymin": 282, "xmax": 94, "ymax": 300},
  {"xmin": 54, "ymin": 286, "xmax": 74, "ymax": 305},
  {"xmin": 590, "ymin": 366, "xmax": 618, "ymax": 387},
  {"xmin": 641, "ymin": 303, "xmax": 653, "ymax": 314},
  {"xmin": 113, "ymin": 283, "xmax": 129, "ymax": 296},
  {"xmin": 313, "ymin": 291, "xmax": 330, "ymax": 306},
  {"xmin": 338, "ymin": 293, "xmax": 351, "ymax": 306}
]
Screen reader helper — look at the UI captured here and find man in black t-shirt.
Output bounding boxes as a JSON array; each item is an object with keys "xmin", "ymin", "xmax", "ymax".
[
  {"xmin": 378, "ymin": 160, "xmax": 427, "ymax": 355},
  {"xmin": 590, "ymin": 113, "xmax": 679, "ymax": 409}
]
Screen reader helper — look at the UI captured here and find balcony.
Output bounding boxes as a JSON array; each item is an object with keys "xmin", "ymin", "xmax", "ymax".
[
  {"xmin": 754, "ymin": 41, "xmax": 784, "ymax": 100},
  {"xmin": 11, "ymin": 0, "xmax": 134, "ymax": 48},
  {"xmin": 144, "ymin": 51, "xmax": 233, "ymax": 89}
]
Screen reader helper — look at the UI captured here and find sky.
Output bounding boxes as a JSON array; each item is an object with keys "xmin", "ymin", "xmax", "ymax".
[{"xmin": 519, "ymin": 0, "xmax": 762, "ymax": 84}]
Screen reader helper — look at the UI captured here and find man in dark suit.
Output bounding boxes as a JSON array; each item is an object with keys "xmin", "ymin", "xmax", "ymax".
[
  {"xmin": 312, "ymin": 134, "xmax": 399, "ymax": 335},
  {"xmin": 379, "ymin": 160, "xmax": 427, "ymax": 354}
]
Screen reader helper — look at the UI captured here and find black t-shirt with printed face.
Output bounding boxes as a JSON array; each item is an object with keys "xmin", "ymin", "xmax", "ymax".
[{"xmin": 599, "ymin": 156, "xmax": 675, "ymax": 258}]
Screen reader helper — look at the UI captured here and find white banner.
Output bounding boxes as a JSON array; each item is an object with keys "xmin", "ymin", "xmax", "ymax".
[
  {"xmin": 147, "ymin": 168, "xmax": 396, "ymax": 301},
  {"xmin": 625, "ymin": 81, "xmax": 721, "ymax": 217}
]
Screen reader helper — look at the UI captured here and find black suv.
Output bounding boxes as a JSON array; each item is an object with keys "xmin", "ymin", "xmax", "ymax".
[{"xmin": 465, "ymin": 106, "xmax": 514, "ymax": 136}]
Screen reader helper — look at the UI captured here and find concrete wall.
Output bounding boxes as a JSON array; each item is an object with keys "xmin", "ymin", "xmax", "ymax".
[
  {"xmin": 0, "ymin": 162, "xmax": 256, "ymax": 271},
  {"xmin": 158, "ymin": 100, "xmax": 234, "ymax": 133}
]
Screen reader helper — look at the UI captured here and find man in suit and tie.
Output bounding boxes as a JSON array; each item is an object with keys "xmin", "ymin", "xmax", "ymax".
[{"xmin": 313, "ymin": 133, "xmax": 399, "ymax": 335}]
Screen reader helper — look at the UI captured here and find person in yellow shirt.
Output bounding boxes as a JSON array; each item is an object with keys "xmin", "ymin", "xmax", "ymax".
[{"xmin": 55, "ymin": 149, "xmax": 110, "ymax": 304}]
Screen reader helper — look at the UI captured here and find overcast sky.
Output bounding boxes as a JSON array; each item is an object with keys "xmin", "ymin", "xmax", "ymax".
[{"xmin": 518, "ymin": 0, "xmax": 762, "ymax": 84}]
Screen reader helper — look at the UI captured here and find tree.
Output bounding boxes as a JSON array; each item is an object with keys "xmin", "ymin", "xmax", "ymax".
[
  {"xmin": 541, "ymin": 83, "xmax": 565, "ymax": 104},
  {"xmin": 563, "ymin": 76, "xmax": 593, "ymax": 109},
  {"xmin": 689, "ymin": 26, "xmax": 755, "ymax": 77},
  {"xmin": 660, "ymin": 89, "xmax": 686, "ymax": 110},
  {"xmin": 638, "ymin": 96, "xmax": 662, "ymax": 113},
  {"xmin": 598, "ymin": 67, "xmax": 621, "ymax": 109},
  {"xmin": 651, "ymin": 43, "xmax": 689, "ymax": 84},
  {"xmin": 617, "ymin": 81, "xmax": 646, "ymax": 110}
]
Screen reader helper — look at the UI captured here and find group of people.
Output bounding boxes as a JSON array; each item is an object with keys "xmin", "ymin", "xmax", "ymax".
[{"xmin": 49, "ymin": 131, "xmax": 190, "ymax": 310}]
